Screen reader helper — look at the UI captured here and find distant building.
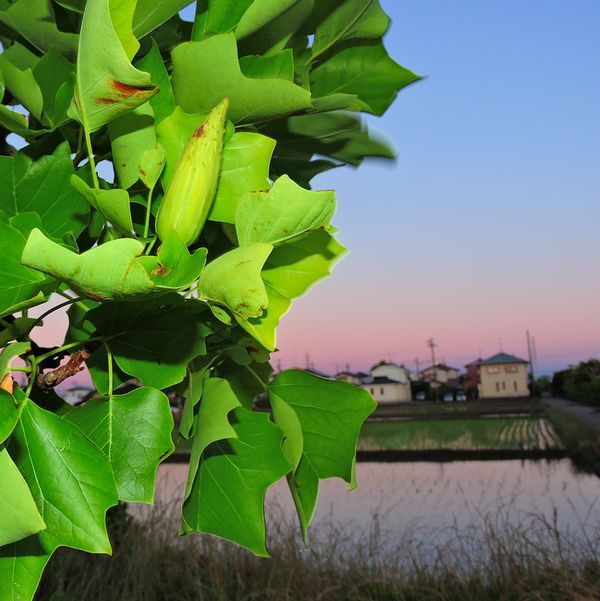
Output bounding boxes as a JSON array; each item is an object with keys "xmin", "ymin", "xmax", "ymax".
[
  {"xmin": 420, "ymin": 364, "xmax": 460, "ymax": 386},
  {"xmin": 463, "ymin": 359, "xmax": 482, "ymax": 391},
  {"xmin": 469, "ymin": 352, "xmax": 530, "ymax": 398},
  {"xmin": 335, "ymin": 371, "xmax": 368, "ymax": 385},
  {"xmin": 362, "ymin": 361, "xmax": 412, "ymax": 403}
]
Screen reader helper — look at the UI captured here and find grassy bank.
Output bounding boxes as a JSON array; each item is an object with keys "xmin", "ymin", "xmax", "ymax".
[
  {"xmin": 38, "ymin": 502, "xmax": 600, "ymax": 601},
  {"xmin": 543, "ymin": 403, "xmax": 600, "ymax": 475}
]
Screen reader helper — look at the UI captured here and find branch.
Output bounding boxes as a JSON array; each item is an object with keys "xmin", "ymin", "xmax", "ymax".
[{"xmin": 36, "ymin": 349, "xmax": 91, "ymax": 390}]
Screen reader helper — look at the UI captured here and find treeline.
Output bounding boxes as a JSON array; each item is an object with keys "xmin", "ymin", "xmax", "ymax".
[{"xmin": 552, "ymin": 359, "xmax": 600, "ymax": 407}]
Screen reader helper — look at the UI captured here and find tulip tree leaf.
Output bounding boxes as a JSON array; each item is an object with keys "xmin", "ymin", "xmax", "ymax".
[
  {"xmin": 71, "ymin": 175, "xmax": 133, "ymax": 235},
  {"xmin": 65, "ymin": 387, "xmax": 174, "ymax": 503},
  {"xmin": 0, "ymin": 342, "xmax": 30, "ymax": 383},
  {"xmin": 147, "ymin": 230, "xmax": 207, "ymax": 290},
  {"xmin": 0, "ymin": 223, "xmax": 51, "ymax": 318},
  {"xmin": 135, "ymin": 40, "xmax": 175, "ymax": 125},
  {"xmin": 181, "ymin": 377, "xmax": 240, "ymax": 501},
  {"xmin": 0, "ymin": 0, "xmax": 78, "ymax": 58},
  {"xmin": 309, "ymin": 41, "xmax": 420, "ymax": 116},
  {"xmin": 0, "ymin": 393, "xmax": 118, "ymax": 600},
  {"xmin": 181, "ymin": 406, "xmax": 289, "ymax": 556},
  {"xmin": 21, "ymin": 229, "xmax": 154, "ymax": 300},
  {"xmin": 108, "ymin": 103, "xmax": 159, "ymax": 189},
  {"xmin": 132, "ymin": 0, "xmax": 192, "ymax": 38},
  {"xmin": 235, "ymin": 175, "xmax": 336, "ymax": 246},
  {"xmin": 199, "ymin": 243, "xmax": 272, "ymax": 320},
  {"xmin": 269, "ymin": 369, "xmax": 376, "ymax": 539},
  {"xmin": 0, "ymin": 448, "xmax": 46, "ymax": 548},
  {"xmin": 310, "ymin": 0, "xmax": 390, "ymax": 60},
  {"xmin": 87, "ymin": 294, "xmax": 208, "ymax": 389},
  {"xmin": 237, "ymin": 230, "xmax": 345, "ymax": 350},
  {"xmin": 171, "ymin": 33, "xmax": 312, "ymax": 123},
  {"xmin": 69, "ymin": 0, "xmax": 159, "ymax": 133},
  {"xmin": 209, "ymin": 132, "xmax": 276, "ymax": 224},
  {"xmin": 0, "ymin": 389, "xmax": 19, "ymax": 445},
  {"xmin": 0, "ymin": 144, "xmax": 89, "ymax": 241}
]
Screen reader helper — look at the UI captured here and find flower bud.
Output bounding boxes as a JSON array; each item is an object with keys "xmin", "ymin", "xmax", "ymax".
[{"xmin": 156, "ymin": 98, "xmax": 229, "ymax": 246}]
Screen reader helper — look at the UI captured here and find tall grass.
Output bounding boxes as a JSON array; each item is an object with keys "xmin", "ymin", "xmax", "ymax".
[{"xmin": 38, "ymin": 498, "xmax": 600, "ymax": 601}]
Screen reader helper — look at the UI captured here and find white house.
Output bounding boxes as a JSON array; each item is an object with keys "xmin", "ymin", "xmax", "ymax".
[
  {"xmin": 474, "ymin": 352, "xmax": 530, "ymax": 398},
  {"xmin": 362, "ymin": 361, "xmax": 412, "ymax": 403}
]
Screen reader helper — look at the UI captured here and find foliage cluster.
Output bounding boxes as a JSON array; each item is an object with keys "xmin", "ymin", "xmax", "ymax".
[
  {"xmin": 552, "ymin": 359, "xmax": 600, "ymax": 407},
  {"xmin": 0, "ymin": 0, "xmax": 417, "ymax": 598}
]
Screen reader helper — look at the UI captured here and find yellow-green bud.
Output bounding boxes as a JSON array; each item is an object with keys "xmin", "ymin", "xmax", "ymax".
[{"xmin": 156, "ymin": 98, "xmax": 229, "ymax": 246}]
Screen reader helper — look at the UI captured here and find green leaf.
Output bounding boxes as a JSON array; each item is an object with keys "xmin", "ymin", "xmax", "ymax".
[
  {"xmin": 65, "ymin": 387, "xmax": 174, "ymax": 503},
  {"xmin": 210, "ymin": 132, "xmax": 276, "ymax": 223},
  {"xmin": 21, "ymin": 229, "xmax": 154, "ymax": 300},
  {"xmin": 235, "ymin": 0, "xmax": 305, "ymax": 39},
  {"xmin": 132, "ymin": 0, "xmax": 192, "ymax": 38},
  {"xmin": 110, "ymin": 0, "xmax": 139, "ymax": 60},
  {"xmin": 0, "ymin": 143, "xmax": 89, "ymax": 241},
  {"xmin": 0, "ymin": 0, "xmax": 78, "ymax": 59},
  {"xmin": 0, "ymin": 538, "xmax": 49, "ymax": 601},
  {"xmin": 71, "ymin": 174, "xmax": 133, "ymax": 235},
  {"xmin": 309, "ymin": 41, "xmax": 420, "ymax": 116},
  {"xmin": 239, "ymin": 50, "xmax": 294, "ymax": 81},
  {"xmin": 0, "ymin": 223, "xmax": 50, "ymax": 318},
  {"xmin": 0, "ymin": 317, "xmax": 36, "ymax": 348},
  {"xmin": 135, "ymin": 40, "xmax": 175, "ymax": 125},
  {"xmin": 171, "ymin": 33, "xmax": 312, "ymax": 123},
  {"xmin": 311, "ymin": 0, "xmax": 389, "ymax": 60},
  {"xmin": 87, "ymin": 345, "xmax": 128, "ymax": 395},
  {"xmin": 0, "ymin": 44, "xmax": 44, "ymax": 121},
  {"xmin": 269, "ymin": 369, "xmax": 376, "ymax": 539},
  {"xmin": 238, "ymin": 230, "xmax": 345, "ymax": 350},
  {"xmin": 69, "ymin": 0, "xmax": 159, "ymax": 133},
  {"xmin": 179, "ymin": 359, "xmax": 209, "ymax": 439},
  {"xmin": 199, "ymin": 243, "xmax": 272, "ymax": 320},
  {"xmin": 181, "ymin": 377, "xmax": 240, "ymax": 501},
  {"xmin": 147, "ymin": 230, "xmax": 206, "ymax": 290},
  {"xmin": 0, "ymin": 389, "xmax": 19, "ymax": 444},
  {"xmin": 216, "ymin": 359, "xmax": 272, "ymax": 409},
  {"xmin": 0, "ymin": 448, "xmax": 46, "ymax": 548},
  {"xmin": 235, "ymin": 175, "xmax": 335, "ymax": 246},
  {"xmin": 0, "ymin": 341, "xmax": 30, "ymax": 382},
  {"xmin": 0, "ymin": 393, "xmax": 118, "ymax": 600},
  {"xmin": 87, "ymin": 294, "xmax": 207, "ymax": 389},
  {"xmin": 108, "ymin": 103, "xmax": 159, "ymax": 189},
  {"xmin": 181, "ymin": 406, "xmax": 289, "ymax": 556},
  {"xmin": 8, "ymin": 393, "xmax": 118, "ymax": 553}
]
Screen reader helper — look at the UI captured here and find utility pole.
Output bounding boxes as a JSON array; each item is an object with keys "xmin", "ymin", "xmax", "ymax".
[
  {"xmin": 526, "ymin": 330, "xmax": 535, "ymax": 381},
  {"xmin": 414, "ymin": 357, "xmax": 421, "ymax": 376},
  {"xmin": 427, "ymin": 338, "xmax": 438, "ymax": 401}
]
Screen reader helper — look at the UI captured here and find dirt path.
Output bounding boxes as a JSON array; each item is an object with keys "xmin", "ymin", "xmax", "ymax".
[{"xmin": 543, "ymin": 397, "xmax": 600, "ymax": 428}]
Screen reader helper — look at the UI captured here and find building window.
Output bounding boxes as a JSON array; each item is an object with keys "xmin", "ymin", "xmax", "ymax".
[
  {"xmin": 505, "ymin": 366, "xmax": 518, "ymax": 373},
  {"xmin": 487, "ymin": 366, "xmax": 500, "ymax": 374},
  {"xmin": 380, "ymin": 387, "xmax": 384, "ymax": 395},
  {"xmin": 370, "ymin": 387, "xmax": 374, "ymax": 395},
  {"xmin": 514, "ymin": 381, "xmax": 518, "ymax": 392},
  {"xmin": 495, "ymin": 382, "xmax": 500, "ymax": 392},
  {"xmin": 502, "ymin": 381, "xmax": 506, "ymax": 390}
]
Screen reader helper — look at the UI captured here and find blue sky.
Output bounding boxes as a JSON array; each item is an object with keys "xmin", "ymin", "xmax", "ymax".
[{"xmin": 271, "ymin": 1, "xmax": 600, "ymax": 375}]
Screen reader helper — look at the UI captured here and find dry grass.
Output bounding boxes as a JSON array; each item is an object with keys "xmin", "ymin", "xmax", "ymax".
[{"xmin": 37, "ymin": 498, "xmax": 600, "ymax": 601}]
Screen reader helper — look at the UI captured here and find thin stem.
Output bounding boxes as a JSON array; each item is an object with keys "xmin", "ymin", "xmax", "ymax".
[
  {"xmin": 34, "ymin": 298, "xmax": 83, "ymax": 325},
  {"xmin": 11, "ymin": 366, "xmax": 31, "ymax": 373},
  {"xmin": 25, "ymin": 354, "xmax": 37, "ymax": 397},
  {"xmin": 83, "ymin": 127, "xmax": 99, "ymax": 189},
  {"xmin": 103, "ymin": 342, "xmax": 114, "ymax": 462},
  {"xmin": 144, "ymin": 236, "xmax": 158, "ymax": 256},
  {"xmin": 35, "ymin": 336, "xmax": 105, "ymax": 365},
  {"xmin": 143, "ymin": 185, "xmax": 154, "ymax": 239}
]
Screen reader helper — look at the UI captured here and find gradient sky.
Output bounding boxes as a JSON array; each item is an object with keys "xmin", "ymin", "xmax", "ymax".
[
  {"xmin": 31, "ymin": 1, "xmax": 600, "ymax": 380},
  {"xmin": 272, "ymin": 0, "xmax": 600, "ymax": 376}
]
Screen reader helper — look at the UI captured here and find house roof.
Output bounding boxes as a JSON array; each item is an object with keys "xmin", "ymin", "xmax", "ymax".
[
  {"xmin": 371, "ymin": 376, "xmax": 406, "ymax": 385},
  {"xmin": 477, "ymin": 352, "xmax": 528, "ymax": 366},
  {"xmin": 423, "ymin": 363, "xmax": 458, "ymax": 372}
]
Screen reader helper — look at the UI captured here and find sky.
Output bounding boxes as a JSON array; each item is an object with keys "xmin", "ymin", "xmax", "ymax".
[
  {"xmin": 29, "ymin": 1, "xmax": 600, "ymax": 380},
  {"xmin": 271, "ymin": 0, "xmax": 600, "ymax": 376}
]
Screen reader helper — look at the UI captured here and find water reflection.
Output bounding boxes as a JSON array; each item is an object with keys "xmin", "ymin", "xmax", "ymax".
[{"xmin": 151, "ymin": 459, "xmax": 600, "ymax": 556}]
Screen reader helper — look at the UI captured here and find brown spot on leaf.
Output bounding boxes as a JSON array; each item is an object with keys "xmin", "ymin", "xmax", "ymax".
[
  {"xmin": 193, "ymin": 124, "xmax": 205, "ymax": 138},
  {"xmin": 96, "ymin": 97, "xmax": 118, "ymax": 105},
  {"xmin": 140, "ymin": 168, "xmax": 148, "ymax": 178}
]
